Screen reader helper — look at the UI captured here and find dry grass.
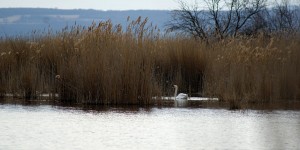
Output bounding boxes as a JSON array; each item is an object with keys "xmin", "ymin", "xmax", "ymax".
[
  {"xmin": 0, "ymin": 18, "xmax": 299, "ymax": 107},
  {"xmin": 203, "ymin": 34, "xmax": 300, "ymax": 109}
]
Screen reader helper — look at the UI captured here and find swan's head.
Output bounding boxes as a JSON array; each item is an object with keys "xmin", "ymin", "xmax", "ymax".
[
  {"xmin": 173, "ymin": 85, "xmax": 178, "ymax": 89},
  {"xmin": 55, "ymin": 75, "xmax": 61, "ymax": 80}
]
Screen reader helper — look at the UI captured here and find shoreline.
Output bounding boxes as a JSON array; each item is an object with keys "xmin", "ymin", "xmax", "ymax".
[{"xmin": 1, "ymin": 97, "xmax": 300, "ymax": 110}]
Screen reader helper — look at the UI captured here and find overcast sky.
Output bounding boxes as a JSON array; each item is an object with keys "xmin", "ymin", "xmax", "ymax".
[
  {"xmin": 0, "ymin": 0, "xmax": 299, "ymax": 10},
  {"xmin": 0, "ymin": 0, "xmax": 193, "ymax": 10}
]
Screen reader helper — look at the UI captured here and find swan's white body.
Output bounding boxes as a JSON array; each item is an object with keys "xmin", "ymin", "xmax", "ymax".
[
  {"xmin": 176, "ymin": 93, "xmax": 188, "ymax": 99},
  {"xmin": 174, "ymin": 85, "xmax": 188, "ymax": 100},
  {"xmin": 153, "ymin": 85, "xmax": 218, "ymax": 107},
  {"xmin": 173, "ymin": 85, "xmax": 188, "ymax": 107}
]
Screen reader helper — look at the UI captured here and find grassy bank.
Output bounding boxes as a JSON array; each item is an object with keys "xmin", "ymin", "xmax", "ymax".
[{"xmin": 0, "ymin": 18, "xmax": 299, "ymax": 108}]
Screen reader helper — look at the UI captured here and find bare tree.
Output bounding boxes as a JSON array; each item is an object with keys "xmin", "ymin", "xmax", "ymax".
[
  {"xmin": 242, "ymin": 8, "xmax": 271, "ymax": 35},
  {"xmin": 166, "ymin": 1, "xmax": 209, "ymax": 41},
  {"xmin": 270, "ymin": 0, "xmax": 300, "ymax": 32},
  {"xmin": 240, "ymin": 0, "xmax": 300, "ymax": 35},
  {"xmin": 166, "ymin": 0, "xmax": 267, "ymax": 40},
  {"xmin": 231, "ymin": 0, "xmax": 267, "ymax": 36}
]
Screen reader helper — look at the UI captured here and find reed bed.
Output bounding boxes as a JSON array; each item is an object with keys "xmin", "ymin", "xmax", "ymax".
[
  {"xmin": 0, "ymin": 17, "xmax": 299, "ymax": 107},
  {"xmin": 204, "ymin": 34, "xmax": 300, "ymax": 108}
]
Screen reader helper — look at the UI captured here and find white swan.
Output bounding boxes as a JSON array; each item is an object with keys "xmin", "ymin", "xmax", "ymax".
[{"xmin": 173, "ymin": 85, "xmax": 188, "ymax": 100}]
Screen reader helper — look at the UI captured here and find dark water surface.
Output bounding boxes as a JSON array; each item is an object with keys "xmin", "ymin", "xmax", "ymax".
[{"xmin": 0, "ymin": 104, "xmax": 299, "ymax": 150}]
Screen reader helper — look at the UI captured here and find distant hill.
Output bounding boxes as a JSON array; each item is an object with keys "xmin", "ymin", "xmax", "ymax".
[{"xmin": 0, "ymin": 8, "xmax": 171, "ymax": 37}]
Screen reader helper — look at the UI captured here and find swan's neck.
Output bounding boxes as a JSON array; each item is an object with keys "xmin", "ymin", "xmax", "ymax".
[{"xmin": 174, "ymin": 86, "xmax": 178, "ymax": 98}]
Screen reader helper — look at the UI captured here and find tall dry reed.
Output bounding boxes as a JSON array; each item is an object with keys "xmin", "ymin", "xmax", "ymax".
[
  {"xmin": 0, "ymin": 18, "xmax": 299, "ymax": 107},
  {"xmin": 203, "ymin": 34, "xmax": 300, "ymax": 108}
]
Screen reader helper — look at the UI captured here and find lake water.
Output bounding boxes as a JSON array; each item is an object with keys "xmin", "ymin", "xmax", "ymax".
[{"xmin": 0, "ymin": 104, "xmax": 300, "ymax": 150}]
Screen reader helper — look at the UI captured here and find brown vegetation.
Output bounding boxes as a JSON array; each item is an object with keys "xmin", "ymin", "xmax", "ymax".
[
  {"xmin": 0, "ymin": 17, "xmax": 299, "ymax": 108},
  {"xmin": 203, "ymin": 34, "xmax": 300, "ymax": 109}
]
